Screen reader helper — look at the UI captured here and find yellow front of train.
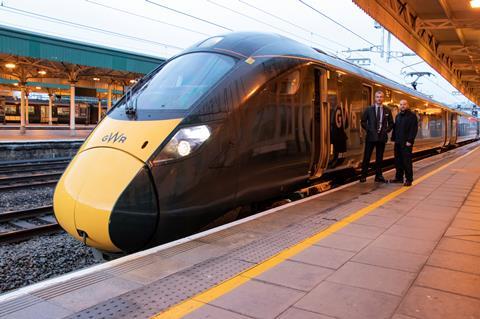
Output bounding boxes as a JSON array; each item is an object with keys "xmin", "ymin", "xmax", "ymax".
[
  {"xmin": 53, "ymin": 49, "xmax": 237, "ymax": 252},
  {"xmin": 53, "ymin": 116, "xmax": 181, "ymax": 252}
]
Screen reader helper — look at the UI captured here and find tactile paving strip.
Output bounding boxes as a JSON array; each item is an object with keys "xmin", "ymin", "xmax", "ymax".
[
  {"xmin": 105, "ymin": 255, "xmax": 157, "ymax": 276},
  {"xmin": 0, "ymin": 272, "xmax": 114, "ymax": 317},
  {"xmin": 32, "ymin": 271, "xmax": 114, "ymax": 300},
  {"xmin": 68, "ymin": 256, "xmax": 254, "ymax": 319},
  {"xmin": 195, "ymin": 226, "xmax": 241, "ymax": 243},
  {"xmin": 0, "ymin": 295, "xmax": 42, "ymax": 317},
  {"xmin": 153, "ymin": 240, "xmax": 205, "ymax": 259}
]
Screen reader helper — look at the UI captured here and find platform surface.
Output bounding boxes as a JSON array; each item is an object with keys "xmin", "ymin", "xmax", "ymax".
[
  {"xmin": 0, "ymin": 126, "xmax": 92, "ymax": 142},
  {"xmin": 1, "ymin": 142, "xmax": 479, "ymax": 319}
]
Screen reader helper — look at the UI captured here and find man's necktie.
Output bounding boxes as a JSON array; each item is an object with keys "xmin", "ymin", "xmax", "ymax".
[{"xmin": 376, "ymin": 107, "xmax": 381, "ymax": 132}]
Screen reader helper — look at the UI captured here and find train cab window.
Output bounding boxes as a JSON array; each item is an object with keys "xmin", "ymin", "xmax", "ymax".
[
  {"xmin": 269, "ymin": 70, "xmax": 300, "ymax": 95},
  {"xmin": 279, "ymin": 71, "xmax": 300, "ymax": 95},
  {"xmin": 118, "ymin": 52, "xmax": 236, "ymax": 112}
]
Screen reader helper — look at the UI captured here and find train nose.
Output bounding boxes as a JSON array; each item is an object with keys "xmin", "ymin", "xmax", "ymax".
[{"xmin": 53, "ymin": 147, "xmax": 158, "ymax": 253}]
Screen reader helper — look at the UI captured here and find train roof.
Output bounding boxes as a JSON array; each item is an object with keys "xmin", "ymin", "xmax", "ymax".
[{"xmin": 186, "ymin": 32, "xmax": 476, "ymax": 119}]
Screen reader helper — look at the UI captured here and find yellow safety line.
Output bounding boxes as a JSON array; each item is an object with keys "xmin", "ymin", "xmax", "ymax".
[{"xmin": 151, "ymin": 146, "xmax": 479, "ymax": 319}]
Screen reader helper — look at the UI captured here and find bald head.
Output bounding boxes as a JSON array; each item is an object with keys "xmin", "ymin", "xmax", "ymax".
[{"xmin": 399, "ymin": 99, "xmax": 409, "ymax": 112}]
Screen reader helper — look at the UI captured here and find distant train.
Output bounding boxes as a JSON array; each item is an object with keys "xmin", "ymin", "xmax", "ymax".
[
  {"xmin": 54, "ymin": 32, "xmax": 479, "ymax": 254},
  {"xmin": 0, "ymin": 97, "xmax": 102, "ymax": 124}
]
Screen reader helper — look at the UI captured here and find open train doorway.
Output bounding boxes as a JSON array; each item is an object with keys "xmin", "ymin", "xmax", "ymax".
[{"xmin": 310, "ymin": 67, "xmax": 329, "ymax": 178}]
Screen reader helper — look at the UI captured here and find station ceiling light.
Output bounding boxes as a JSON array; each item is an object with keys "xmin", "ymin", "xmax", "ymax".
[
  {"xmin": 35, "ymin": 86, "xmax": 41, "ymax": 90},
  {"xmin": 93, "ymin": 77, "xmax": 100, "ymax": 81},
  {"xmin": 129, "ymin": 79, "xmax": 137, "ymax": 84},
  {"xmin": 5, "ymin": 63, "xmax": 16, "ymax": 69},
  {"xmin": 471, "ymin": 0, "xmax": 480, "ymax": 8},
  {"xmin": 13, "ymin": 82, "xmax": 18, "ymax": 86},
  {"xmin": 38, "ymin": 70, "xmax": 47, "ymax": 75}
]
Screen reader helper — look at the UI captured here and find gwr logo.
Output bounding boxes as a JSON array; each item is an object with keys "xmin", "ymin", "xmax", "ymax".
[{"xmin": 102, "ymin": 132, "xmax": 127, "ymax": 143}]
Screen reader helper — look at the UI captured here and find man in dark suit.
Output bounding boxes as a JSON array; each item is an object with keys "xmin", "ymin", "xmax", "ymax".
[
  {"xmin": 390, "ymin": 99, "xmax": 418, "ymax": 187},
  {"xmin": 360, "ymin": 90, "xmax": 394, "ymax": 183}
]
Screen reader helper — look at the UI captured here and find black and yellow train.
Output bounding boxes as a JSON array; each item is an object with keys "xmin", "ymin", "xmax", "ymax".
[{"xmin": 54, "ymin": 32, "xmax": 479, "ymax": 253}]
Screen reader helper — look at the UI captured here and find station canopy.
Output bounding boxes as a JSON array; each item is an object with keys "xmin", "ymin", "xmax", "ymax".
[
  {"xmin": 0, "ymin": 25, "xmax": 165, "ymax": 97},
  {"xmin": 353, "ymin": 0, "xmax": 480, "ymax": 105}
]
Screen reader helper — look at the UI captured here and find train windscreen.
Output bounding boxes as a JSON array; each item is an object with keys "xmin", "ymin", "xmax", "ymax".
[{"xmin": 119, "ymin": 53, "xmax": 236, "ymax": 113}]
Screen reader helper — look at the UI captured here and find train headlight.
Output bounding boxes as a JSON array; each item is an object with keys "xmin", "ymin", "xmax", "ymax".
[
  {"xmin": 177, "ymin": 140, "xmax": 192, "ymax": 157},
  {"xmin": 155, "ymin": 125, "xmax": 211, "ymax": 163}
]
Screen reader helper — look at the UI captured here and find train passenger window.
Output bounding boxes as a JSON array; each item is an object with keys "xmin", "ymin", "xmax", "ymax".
[{"xmin": 5, "ymin": 105, "xmax": 16, "ymax": 115}]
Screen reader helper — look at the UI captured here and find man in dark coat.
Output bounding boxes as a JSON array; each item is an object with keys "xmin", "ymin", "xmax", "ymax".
[
  {"xmin": 390, "ymin": 99, "xmax": 418, "ymax": 186},
  {"xmin": 360, "ymin": 91, "xmax": 394, "ymax": 183}
]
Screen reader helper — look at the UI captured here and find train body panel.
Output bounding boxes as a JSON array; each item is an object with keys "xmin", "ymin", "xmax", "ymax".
[
  {"xmin": 56, "ymin": 147, "xmax": 145, "ymax": 252},
  {"xmin": 456, "ymin": 114, "xmax": 479, "ymax": 143},
  {"xmin": 78, "ymin": 117, "xmax": 182, "ymax": 160},
  {"xmin": 53, "ymin": 32, "xmax": 479, "ymax": 253}
]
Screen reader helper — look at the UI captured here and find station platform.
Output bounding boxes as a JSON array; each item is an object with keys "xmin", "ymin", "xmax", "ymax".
[
  {"xmin": 0, "ymin": 125, "xmax": 93, "ymax": 142},
  {"xmin": 1, "ymin": 142, "xmax": 480, "ymax": 319}
]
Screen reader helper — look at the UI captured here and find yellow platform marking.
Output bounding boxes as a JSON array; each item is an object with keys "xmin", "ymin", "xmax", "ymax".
[{"xmin": 151, "ymin": 146, "xmax": 479, "ymax": 319}]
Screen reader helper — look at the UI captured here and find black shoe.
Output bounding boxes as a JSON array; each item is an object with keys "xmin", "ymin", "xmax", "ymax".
[
  {"xmin": 389, "ymin": 179, "xmax": 404, "ymax": 184},
  {"xmin": 374, "ymin": 176, "xmax": 386, "ymax": 183},
  {"xmin": 359, "ymin": 176, "xmax": 367, "ymax": 183},
  {"xmin": 404, "ymin": 181, "xmax": 412, "ymax": 187}
]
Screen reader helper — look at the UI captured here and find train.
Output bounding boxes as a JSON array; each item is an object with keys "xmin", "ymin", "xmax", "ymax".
[
  {"xmin": 0, "ymin": 96, "xmax": 103, "ymax": 125},
  {"xmin": 53, "ymin": 32, "xmax": 479, "ymax": 253}
]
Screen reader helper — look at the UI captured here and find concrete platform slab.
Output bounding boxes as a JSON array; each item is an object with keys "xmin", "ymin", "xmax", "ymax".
[
  {"xmin": 351, "ymin": 246, "xmax": 428, "ymax": 272},
  {"xmin": 427, "ymin": 250, "xmax": 480, "ymax": 275},
  {"xmin": 313, "ymin": 233, "xmax": 372, "ymax": 252},
  {"xmin": 277, "ymin": 307, "xmax": 335, "ymax": 319},
  {"xmin": 326, "ymin": 261, "xmax": 415, "ymax": 296},
  {"xmin": 436, "ymin": 237, "xmax": 480, "ymax": 256},
  {"xmin": 183, "ymin": 304, "xmax": 250, "ymax": 319},
  {"xmin": 289, "ymin": 246, "xmax": 355, "ymax": 269},
  {"xmin": 396, "ymin": 286, "xmax": 480, "ymax": 319},
  {"xmin": 295, "ymin": 281, "xmax": 400, "ymax": 319},
  {"xmin": 255, "ymin": 260, "xmax": 333, "ymax": 291},
  {"xmin": 209, "ymin": 280, "xmax": 304, "ymax": 319},
  {"xmin": 415, "ymin": 266, "xmax": 480, "ymax": 299},
  {"xmin": 2, "ymin": 301, "xmax": 72, "ymax": 319}
]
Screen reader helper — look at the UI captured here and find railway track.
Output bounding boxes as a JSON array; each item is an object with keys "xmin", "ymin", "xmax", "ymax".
[
  {"xmin": 0, "ymin": 158, "xmax": 69, "ymax": 190},
  {"xmin": 0, "ymin": 206, "xmax": 61, "ymax": 244}
]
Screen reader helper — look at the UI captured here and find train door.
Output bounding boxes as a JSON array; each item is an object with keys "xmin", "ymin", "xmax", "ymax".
[
  {"xmin": 450, "ymin": 113, "xmax": 458, "ymax": 144},
  {"xmin": 360, "ymin": 84, "xmax": 372, "ymax": 144},
  {"xmin": 443, "ymin": 110, "xmax": 449, "ymax": 147},
  {"xmin": 362, "ymin": 85, "xmax": 373, "ymax": 110},
  {"xmin": 310, "ymin": 67, "xmax": 329, "ymax": 178}
]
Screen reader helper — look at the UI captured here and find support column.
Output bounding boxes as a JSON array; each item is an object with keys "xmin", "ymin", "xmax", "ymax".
[
  {"xmin": 107, "ymin": 83, "xmax": 112, "ymax": 111},
  {"xmin": 69, "ymin": 82, "xmax": 76, "ymax": 133},
  {"xmin": 97, "ymin": 97, "xmax": 102, "ymax": 124},
  {"xmin": 48, "ymin": 93, "xmax": 53, "ymax": 126},
  {"xmin": 20, "ymin": 84, "xmax": 26, "ymax": 133},
  {"xmin": 25, "ymin": 92, "xmax": 29, "ymax": 125}
]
